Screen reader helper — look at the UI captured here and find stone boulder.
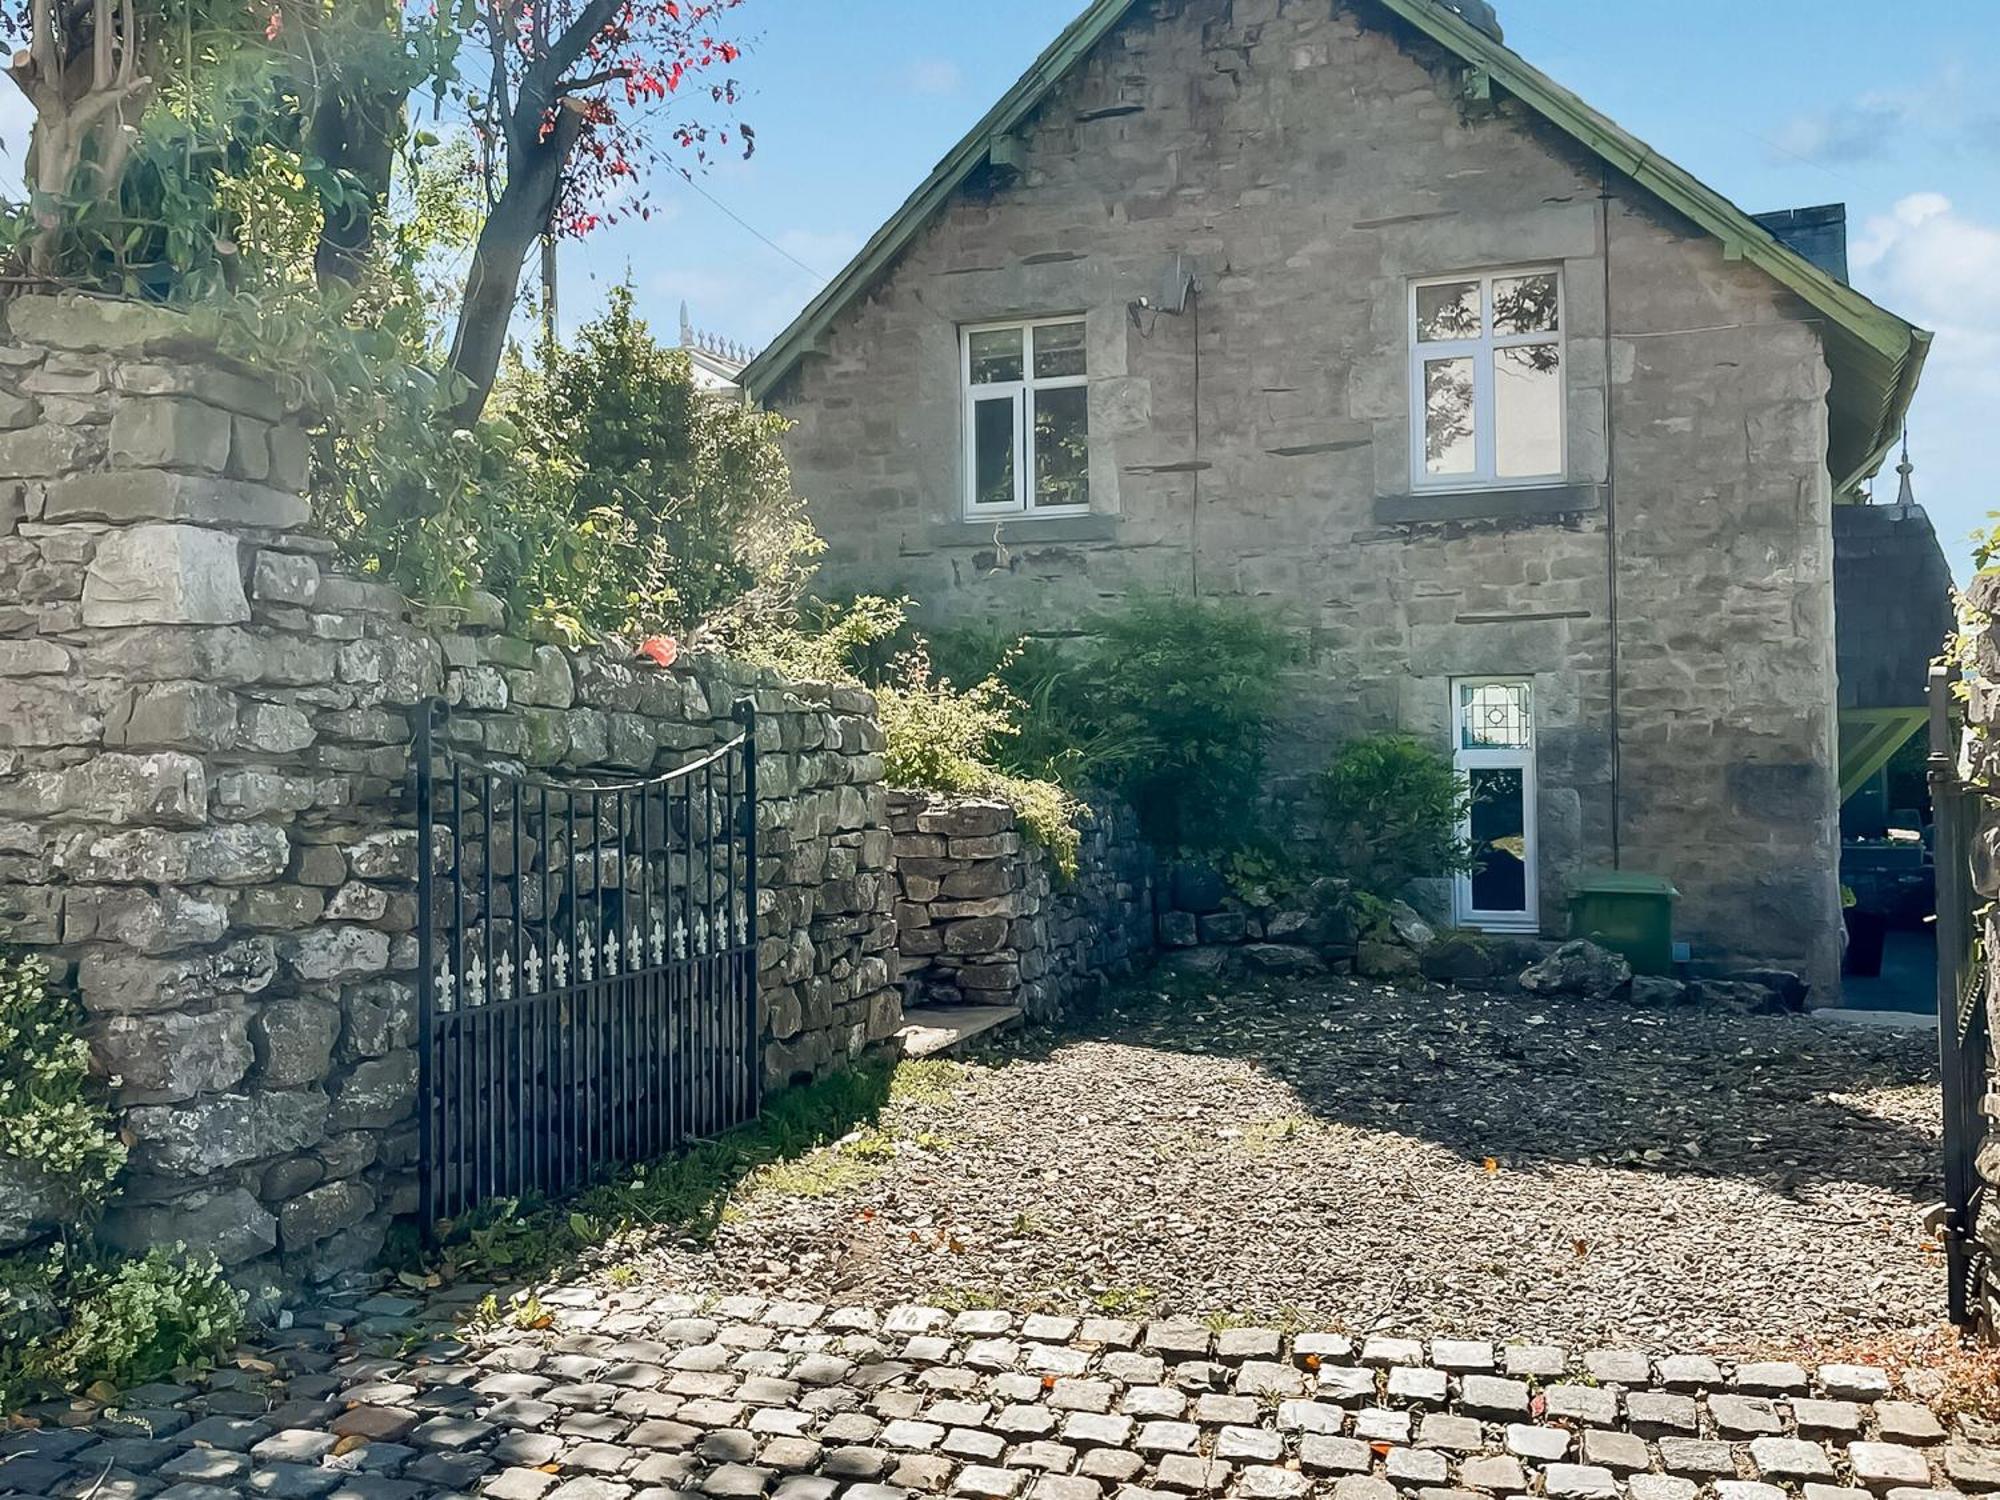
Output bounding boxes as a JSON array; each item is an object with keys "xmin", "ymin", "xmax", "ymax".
[
  {"xmin": 1518, "ymin": 939, "xmax": 1632, "ymax": 1000},
  {"xmin": 1241, "ymin": 943, "xmax": 1326, "ymax": 977},
  {"xmin": 1386, "ymin": 900, "xmax": 1437, "ymax": 951},
  {"xmin": 1357, "ymin": 939, "xmax": 1421, "ymax": 981},
  {"xmin": 1712, "ymin": 968, "xmax": 1809, "ymax": 1013},
  {"xmin": 1629, "ymin": 975, "xmax": 1689, "ymax": 1007},
  {"xmin": 1420, "ymin": 934, "xmax": 1492, "ymax": 983},
  {"xmin": 1688, "ymin": 979, "xmax": 1789, "ymax": 1016}
]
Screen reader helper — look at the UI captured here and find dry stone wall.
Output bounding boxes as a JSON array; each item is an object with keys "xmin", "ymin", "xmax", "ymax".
[
  {"xmin": 0, "ymin": 294, "xmax": 898, "ymax": 1293},
  {"xmin": 890, "ymin": 790, "xmax": 1154, "ymax": 1020}
]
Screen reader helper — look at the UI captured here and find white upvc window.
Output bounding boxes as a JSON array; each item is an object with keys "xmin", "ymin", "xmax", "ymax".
[
  {"xmin": 1451, "ymin": 676, "xmax": 1539, "ymax": 934},
  {"xmin": 961, "ymin": 317, "xmax": 1091, "ymax": 518},
  {"xmin": 1409, "ymin": 268, "xmax": 1566, "ymax": 491}
]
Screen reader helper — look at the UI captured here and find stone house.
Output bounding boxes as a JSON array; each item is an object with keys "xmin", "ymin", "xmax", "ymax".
[{"xmin": 738, "ymin": 0, "xmax": 1931, "ymax": 998}]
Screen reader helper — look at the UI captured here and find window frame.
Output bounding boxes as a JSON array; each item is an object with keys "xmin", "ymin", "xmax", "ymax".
[
  {"xmin": 1450, "ymin": 675, "xmax": 1540, "ymax": 934},
  {"xmin": 960, "ymin": 315, "xmax": 1092, "ymax": 520},
  {"xmin": 1408, "ymin": 267, "xmax": 1567, "ymax": 493}
]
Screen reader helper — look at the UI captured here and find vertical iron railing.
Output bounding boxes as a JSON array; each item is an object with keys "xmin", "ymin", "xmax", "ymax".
[
  {"xmin": 1930, "ymin": 663, "xmax": 1987, "ymax": 1328},
  {"xmin": 414, "ymin": 696, "xmax": 761, "ymax": 1236}
]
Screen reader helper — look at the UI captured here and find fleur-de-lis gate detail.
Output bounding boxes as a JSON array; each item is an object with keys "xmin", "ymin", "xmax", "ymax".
[{"xmin": 414, "ymin": 698, "xmax": 760, "ymax": 1235}]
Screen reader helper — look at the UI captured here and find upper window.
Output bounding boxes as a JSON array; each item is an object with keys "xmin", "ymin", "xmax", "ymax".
[
  {"xmin": 1409, "ymin": 269, "xmax": 1564, "ymax": 490},
  {"xmin": 962, "ymin": 317, "xmax": 1090, "ymax": 518}
]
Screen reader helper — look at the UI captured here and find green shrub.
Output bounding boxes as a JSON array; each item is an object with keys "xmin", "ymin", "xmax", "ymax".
[
  {"xmin": 0, "ymin": 956, "xmax": 243, "ymax": 1411},
  {"xmin": 0, "ymin": 953, "xmax": 124, "ymax": 1214},
  {"xmin": 23, "ymin": 1248, "xmax": 244, "ymax": 1393},
  {"xmin": 501, "ymin": 286, "xmax": 825, "ymax": 641},
  {"xmin": 929, "ymin": 627, "xmax": 1150, "ymax": 788},
  {"xmin": 1068, "ymin": 595, "xmax": 1297, "ymax": 852},
  {"xmin": 876, "ymin": 645, "xmax": 1082, "ymax": 878},
  {"xmin": 1315, "ymin": 733, "xmax": 1476, "ymax": 896}
]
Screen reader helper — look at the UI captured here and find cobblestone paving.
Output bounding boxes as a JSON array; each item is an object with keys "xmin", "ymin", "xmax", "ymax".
[
  {"xmin": 696, "ymin": 980, "xmax": 1942, "ymax": 1349},
  {"xmin": 5, "ymin": 1290, "xmax": 1990, "ymax": 1500}
]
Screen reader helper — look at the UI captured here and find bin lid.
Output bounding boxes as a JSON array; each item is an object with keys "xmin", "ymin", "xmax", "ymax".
[{"xmin": 1570, "ymin": 869, "xmax": 1680, "ymax": 900}]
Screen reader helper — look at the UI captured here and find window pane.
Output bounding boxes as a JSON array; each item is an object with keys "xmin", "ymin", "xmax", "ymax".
[
  {"xmin": 1460, "ymin": 682, "xmax": 1532, "ymax": 750},
  {"xmin": 1416, "ymin": 280, "xmax": 1481, "ymax": 341},
  {"xmin": 1494, "ymin": 343, "xmax": 1563, "ymax": 477},
  {"xmin": 1423, "ymin": 356, "xmax": 1477, "ymax": 476},
  {"xmin": 1033, "ymin": 321, "xmax": 1087, "ymax": 380},
  {"xmin": 1468, "ymin": 767, "xmax": 1529, "ymax": 914},
  {"xmin": 1033, "ymin": 385, "xmax": 1089, "ymax": 509},
  {"xmin": 1494, "ymin": 272, "xmax": 1559, "ymax": 335},
  {"xmin": 973, "ymin": 396, "xmax": 1017, "ymax": 508},
  {"xmin": 968, "ymin": 328, "xmax": 1024, "ymax": 385}
]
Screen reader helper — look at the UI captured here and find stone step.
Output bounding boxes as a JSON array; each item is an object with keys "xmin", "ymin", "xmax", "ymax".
[{"xmin": 896, "ymin": 1003, "xmax": 1024, "ymax": 1058}]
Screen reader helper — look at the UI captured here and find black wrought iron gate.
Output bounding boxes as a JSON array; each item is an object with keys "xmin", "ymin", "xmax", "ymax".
[
  {"xmin": 1930, "ymin": 663, "xmax": 1987, "ymax": 1329},
  {"xmin": 414, "ymin": 698, "xmax": 760, "ymax": 1235}
]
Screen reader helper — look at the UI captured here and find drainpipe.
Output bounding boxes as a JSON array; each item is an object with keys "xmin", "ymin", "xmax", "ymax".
[{"xmin": 1600, "ymin": 166, "xmax": 1624, "ymax": 870}]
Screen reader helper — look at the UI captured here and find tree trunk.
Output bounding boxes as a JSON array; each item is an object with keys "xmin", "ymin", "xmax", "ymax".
[
  {"xmin": 311, "ymin": 86, "xmax": 405, "ymax": 288},
  {"xmin": 441, "ymin": 97, "xmax": 581, "ymax": 429}
]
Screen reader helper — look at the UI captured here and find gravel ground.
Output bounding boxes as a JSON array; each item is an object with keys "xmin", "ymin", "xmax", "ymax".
[{"xmin": 658, "ymin": 975, "xmax": 1945, "ymax": 1355}]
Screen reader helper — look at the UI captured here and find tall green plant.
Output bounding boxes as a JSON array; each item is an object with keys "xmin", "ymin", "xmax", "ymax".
[
  {"xmin": 499, "ymin": 286, "xmax": 822, "ymax": 640},
  {"xmin": 1315, "ymin": 734, "xmax": 1476, "ymax": 896},
  {"xmin": 1067, "ymin": 595, "xmax": 1297, "ymax": 852}
]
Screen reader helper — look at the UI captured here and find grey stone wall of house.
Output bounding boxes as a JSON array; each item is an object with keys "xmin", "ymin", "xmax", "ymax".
[
  {"xmin": 769, "ymin": 0, "xmax": 1845, "ymax": 998},
  {"xmin": 890, "ymin": 790, "xmax": 1154, "ymax": 1020},
  {"xmin": 0, "ymin": 294, "xmax": 899, "ymax": 1291},
  {"xmin": 1834, "ymin": 501, "xmax": 1955, "ymax": 714}
]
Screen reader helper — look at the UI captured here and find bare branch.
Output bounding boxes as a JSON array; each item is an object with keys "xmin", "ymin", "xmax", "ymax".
[{"xmin": 554, "ymin": 64, "xmax": 627, "ymax": 95}]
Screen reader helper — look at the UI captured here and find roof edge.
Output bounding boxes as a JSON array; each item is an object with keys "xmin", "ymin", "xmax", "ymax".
[
  {"xmin": 743, "ymin": 0, "xmax": 1929, "ymax": 478},
  {"xmin": 741, "ymin": 0, "xmax": 1143, "ymax": 400}
]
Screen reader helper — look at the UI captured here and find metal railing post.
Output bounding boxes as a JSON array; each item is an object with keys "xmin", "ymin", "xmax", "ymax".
[
  {"xmin": 1930, "ymin": 663, "xmax": 1981, "ymax": 1328},
  {"xmin": 414, "ymin": 697, "xmax": 439, "ymax": 1240}
]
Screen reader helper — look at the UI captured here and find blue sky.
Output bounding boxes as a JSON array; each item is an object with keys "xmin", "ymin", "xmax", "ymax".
[{"xmin": 560, "ymin": 0, "xmax": 2000, "ymax": 574}]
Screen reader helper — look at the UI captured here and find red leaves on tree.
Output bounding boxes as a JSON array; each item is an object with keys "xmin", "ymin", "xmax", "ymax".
[{"xmin": 460, "ymin": 0, "xmax": 752, "ymax": 239}]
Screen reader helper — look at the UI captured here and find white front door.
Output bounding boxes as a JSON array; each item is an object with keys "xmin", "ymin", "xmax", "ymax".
[{"xmin": 1451, "ymin": 677, "xmax": 1539, "ymax": 932}]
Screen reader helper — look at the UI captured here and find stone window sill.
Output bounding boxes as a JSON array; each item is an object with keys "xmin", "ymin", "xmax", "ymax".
[
  {"xmin": 1374, "ymin": 484, "xmax": 1602, "ymax": 526},
  {"xmin": 927, "ymin": 514, "xmax": 1119, "ymax": 547}
]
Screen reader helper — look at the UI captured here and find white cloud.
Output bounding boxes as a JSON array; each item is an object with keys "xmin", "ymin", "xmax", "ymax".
[
  {"xmin": 1848, "ymin": 193, "xmax": 2000, "ymax": 566},
  {"xmin": 1853, "ymin": 193, "xmax": 2000, "ymax": 360},
  {"xmin": 906, "ymin": 58, "xmax": 963, "ymax": 97},
  {"xmin": 1770, "ymin": 99, "xmax": 1906, "ymax": 166}
]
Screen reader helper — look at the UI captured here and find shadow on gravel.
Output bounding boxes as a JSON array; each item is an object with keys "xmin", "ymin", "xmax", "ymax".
[{"xmin": 986, "ymin": 973, "xmax": 1942, "ymax": 1202}]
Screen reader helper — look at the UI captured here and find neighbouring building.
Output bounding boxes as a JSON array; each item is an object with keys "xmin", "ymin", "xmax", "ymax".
[
  {"xmin": 740, "ymin": 0, "xmax": 1933, "ymax": 999},
  {"xmin": 679, "ymin": 303, "xmax": 755, "ymax": 397}
]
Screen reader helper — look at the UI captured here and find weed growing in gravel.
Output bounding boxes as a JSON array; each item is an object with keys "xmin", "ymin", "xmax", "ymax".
[
  {"xmin": 890, "ymin": 1059, "xmax": 972, "ymax": 1108},
  {"xmin": 748, "ymin": 1139, "xmax": 892, "ymax": 1201},
  {"xmin": 1087, "ymin": 1285, "xmax": 1160, "ymax": 1316},
  {"xmin": 931, "ymin": 1285, "xmax": 1004, "ymax": 1314},
  {"xmin": 1234, "ymin": 1115, "xmax": 1317, "ymax": 1152}
]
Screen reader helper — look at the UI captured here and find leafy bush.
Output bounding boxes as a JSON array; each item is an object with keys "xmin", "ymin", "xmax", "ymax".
[
  {"xmin": 0, "ymin": 953, "xmax": 124, "ymax": 1214},
  {"xmin": 0, "ymin": 956, "xmax": 241, "ymax": 1409},
  {"xmin": 500, "ymin": 286, "xmax": 824, "ymax": 641},
  {"xmin": 929, "ymin": 626, "xmax": 1150, "ymax": 788},
  {"xmin": 19, "ymin": 1248, "xmax": 244, "ymax": 1395},
  {"xmin": 1316, "ymin": 734, "xmax": 1476, "ymax": 896},
  {"xmin": 876, "ymin": 645, "xmax": 1082, "ymax": 878},
  {"xmin": 1068, "ymin": 595, "xmax": 1296, "ymax": 852}
]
